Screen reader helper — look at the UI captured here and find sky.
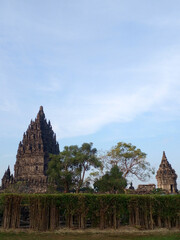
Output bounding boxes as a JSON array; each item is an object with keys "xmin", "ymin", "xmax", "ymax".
[{"xmin": 0, "ymin": 0, "xmax": 180, "ymax": 189}]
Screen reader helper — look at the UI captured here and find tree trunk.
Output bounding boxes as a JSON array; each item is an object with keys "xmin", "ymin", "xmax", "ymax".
[
  {"xmin": 135, "ymin": 206, "xmax": 140, "ymax": 226},
  {"xmin": 3, "ymin": 196, "xmax": 21, "ymax": 229},
  {"xmin": 79, "ymin": 214, "xmax": 85, "ymax": 229},
  {"xmin": 113, "ymin": 206, "xmax": 117, "ymax": 229},
  {"xmin": 50, "ymin": 205, "xmax": 59, "ymax": 230},
  {"xmin": 176, "ymin": 217, "xmax": 179, "ymax": 228},
  {"xmin": 149, "ymin": 203, "xmax": 153, "ymax": 230},
  {"xmin": 100, "ymin": 209, "xmax": 105, "ymax": 230},
  {"xmin": 168, "ymin": 217, "xmax": 171, "ymax": 229},
  {"xmin": 157, "ymin": 216, "xmax": 161, "ymax": 228}
]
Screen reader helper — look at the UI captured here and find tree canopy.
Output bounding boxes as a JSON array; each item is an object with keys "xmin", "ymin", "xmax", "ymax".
[
  {"xmin": 106, "ymin": 142, "xmax": 154, "ymax": 181},
  {"xmin": 47, "ymin": 141, "xmax": 154, "ymax": 193},
  {"xmin": 47, "ymin": 145, "xmax": 79, "ymax": 193},
  {"xmin": 47, "ymin": 142, "xmax": 102, "ymax": 193},
  {"xmin": 94, "ymin": 165, "xmax": 127, "ymax": 193}
]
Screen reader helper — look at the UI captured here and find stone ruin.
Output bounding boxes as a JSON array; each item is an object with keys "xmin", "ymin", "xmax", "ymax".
[
  {"xmin": 136, "ymin": 184, "xmax": 156, "ymax": 194},
  {"xmin": 156, "ymin": 151, "xmax": 178, "ymax": 193},
  {"xmin": 126, "ymin": 183, "xmax": 156, "ymax": 194},
  {"xmin": 127, "ymin": 151, "xmax": 178, "ymax": 194},
  {"xmin": 1, "ymin": 166, "xmax": 13, "ymax": 189},
  {"xmin": 1, "ymin": 106, "xmax": 179, "ymax": 194},
  {"xmin": 1, "ymin": 106, "xmax": 60, "ymax": 193}
]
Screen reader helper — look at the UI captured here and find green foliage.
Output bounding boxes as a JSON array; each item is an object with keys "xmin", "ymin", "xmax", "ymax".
[
  {"xmin": 47, "ymin": 146, "xmax": 77, "ymax": 192},
  {"xmin": 3, "ymin": 181, "xmax": 30, "ymax": 193},
  {"xmin": 74, "ymin": 142, "xmax": 102, "ymax": 192},
  {"xmin": 0, "ymin": 193, "xmax": 179, "ymax": 230},
  {"xmin": 106, "ymin": 142, "xmax": 154, "ymax": 181},
  {"xmin": 47, "ymin": 142, "xmax": 102, "ymax": 193},
  {"xmin": 94, "ymin": 165, "xmax": 127, "ymax": 193},
  {"xmin": 151, "ymin": 188, "xmax": 167, "ymax": 194}
]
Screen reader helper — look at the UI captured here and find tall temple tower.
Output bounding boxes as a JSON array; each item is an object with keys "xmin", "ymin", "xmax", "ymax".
[
  {"xmin": 156, "ymin": 151, "xmax": 178, "ymax": 193},
  {"xmin": 12, "ymin": 106, "xmax": 59, "ymax": 192}
]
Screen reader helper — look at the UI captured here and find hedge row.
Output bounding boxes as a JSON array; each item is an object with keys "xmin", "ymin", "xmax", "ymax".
[{"xmin": 0, "ymin": 194, "xmax": 179, "ymax": 231}]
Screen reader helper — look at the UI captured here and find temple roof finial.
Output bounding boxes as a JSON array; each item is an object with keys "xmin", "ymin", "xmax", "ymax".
[
  {"xmin": 162, "ymin": 151, "xmax": 166, "ymax": 159},
  {"xmin": 160, "ymin": 151, "xmax": 170, "ymax": 167},
  {"xmin": 36, "ymin": 106, "xmax": 45, "ymax": 120},
  {"xmin": 160, "ymin": 151, "xmax": 169, "ymax": 166}
]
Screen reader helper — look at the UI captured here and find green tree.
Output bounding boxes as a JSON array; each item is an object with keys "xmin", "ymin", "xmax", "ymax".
[
  {"xmin": 47, "ymin": 145, "xmax": 79, "ymax": 192},
  {"xmin": 106, "ymin": 142, "xmax": 154, "ymax": 181},
  {"xmin": 47, "ymin": 143, "xmax": 102, "ymax": 193},
  {"xmin": 94, "ymin": 165, "xmax": 127, "ymax": 193},
  {"xmin": 74, "ymin": 142, "xmax": 102, "ymax": 193}
]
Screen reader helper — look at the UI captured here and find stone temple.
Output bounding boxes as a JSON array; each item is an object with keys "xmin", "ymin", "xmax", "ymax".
[
  {"xmin": 2, "ymin": 106, "xmax": 59, "ymax": 193},
  {"xmin": 1, "ymin": 166, "xmax": 13, "ymax": 189},
  {"xmin": 156, "ymin": 151, "xmax": 178, "ymax": 193}
]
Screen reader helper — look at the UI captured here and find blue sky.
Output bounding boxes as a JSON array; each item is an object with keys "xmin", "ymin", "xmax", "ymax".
[{"xmin": 0, "ymin": 0, "xmax": 180, "ymax": 188}]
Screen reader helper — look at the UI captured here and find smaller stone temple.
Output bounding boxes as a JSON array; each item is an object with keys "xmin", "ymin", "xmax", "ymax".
[
  {"xmin": 156, "ymin": 151, "xmax": 178, "ymax": 193},
  {"xmin": 1, "ymin": 166, "xmax": 13, "ymax": 189}
]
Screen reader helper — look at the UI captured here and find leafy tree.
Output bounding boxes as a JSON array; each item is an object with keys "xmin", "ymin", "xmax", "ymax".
[
  {"xmin": 106, "ymin": 142, "xmax": 154, "ymax": 181},
  {"xmin": 74, "ymin": 142, "xmax": 102, "ymax": 193},
  {"xmin": 47, "ymin": 143, "xmax": 102, "ymax": 193},
  {"xmin": 47, "ymin": 145, "xmax": 79, "ymax": 192},
  {"xmin": 94, "ymin": 165, "xmax": 127, "ymax": 193},
  {"xmin": 47, "ymin": 154, "xmax": 63, "ymax": 190}
]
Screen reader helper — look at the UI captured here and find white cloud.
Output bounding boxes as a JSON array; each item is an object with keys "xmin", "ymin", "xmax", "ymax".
[
  {"xmin": 1, "ymin": 1, "xmax": 180, "ymax": 140},
  {"xmin": 46, "ymin": 51, "xmax": 180, "ymax": 139}
]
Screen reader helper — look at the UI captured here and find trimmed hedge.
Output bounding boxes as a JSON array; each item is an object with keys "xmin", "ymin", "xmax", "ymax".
[{"xmin": 0, "ymin": 194, "xmax": 179, "ymax": 230}]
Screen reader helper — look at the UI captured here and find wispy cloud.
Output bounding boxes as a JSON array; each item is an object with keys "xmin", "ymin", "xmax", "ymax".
[
  {"xmin": 46, "ymin": 51, "xmax": 180, "ymax": 139},
  {"xmin": 1, "ymin": 0, "xmax": 180, "ymax": 189}
]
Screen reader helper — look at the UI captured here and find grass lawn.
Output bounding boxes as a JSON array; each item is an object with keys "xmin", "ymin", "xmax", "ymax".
[{"xmin": 0, "ymin": 231, "xmax": 179, "ymax": 240}]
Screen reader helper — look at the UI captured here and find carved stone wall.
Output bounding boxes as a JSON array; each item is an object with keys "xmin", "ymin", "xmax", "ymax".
[
  {"xmin": 156, "ymin": 151, "xmax": 178, "ymax": 193},
  {"xmin": 2, "ymin": 106, "xmax": 59, "ymax": 193},
  {"xmin": 136, "ymin": 184, "xmax": 156, "ymax": 194}
]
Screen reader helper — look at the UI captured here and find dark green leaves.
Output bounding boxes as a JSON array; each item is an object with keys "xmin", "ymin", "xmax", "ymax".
[{"xmin": 94, "ymin": 165, "xmax": 127, "ymax": 193}]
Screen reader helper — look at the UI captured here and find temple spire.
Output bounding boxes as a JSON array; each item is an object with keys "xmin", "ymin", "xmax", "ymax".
[
  {"xmin": 2, "ymin": 106, "xmax": 60, "ymax": 193},
  {"xmin": 14, "ymin": 106, "xmax": 60, "ymax": 182},
  {"xmin": 156, "ymin": 151, "xmax": 178, "ymax": 193},
  {"xmin": 36, "ymin": 106, "xmax": 45, "ymax": 120},
  {"xmin": 162, "ymin": 151, "xmax": 167, "ymax": 161}
]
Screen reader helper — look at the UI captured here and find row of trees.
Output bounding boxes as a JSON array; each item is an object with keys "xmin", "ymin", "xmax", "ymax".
[{"xmin": 47, "ymin": 142, "xmax": 154, "ymax": 193}]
